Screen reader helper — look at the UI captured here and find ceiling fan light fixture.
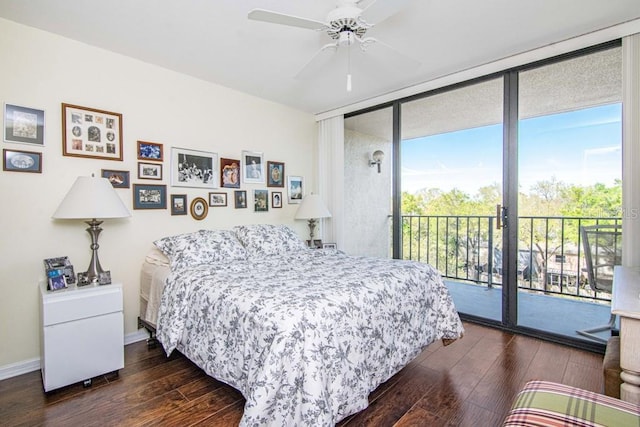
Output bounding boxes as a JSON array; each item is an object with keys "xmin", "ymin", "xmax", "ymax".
[{"xmin": 338, "ymin": 30, "xmax": 355, "ymax": 45}]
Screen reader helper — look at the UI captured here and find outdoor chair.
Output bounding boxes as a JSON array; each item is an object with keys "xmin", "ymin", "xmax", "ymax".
[{"xmin": 577, "ymin": 224, "xmax": 622, "ymax": 343}]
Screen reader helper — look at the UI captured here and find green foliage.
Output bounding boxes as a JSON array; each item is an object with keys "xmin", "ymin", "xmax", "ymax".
[
  {"xmin": 401, "ymin": 180, "xmax": 622, "ymax": 287},
  {"xmin": 402, "ymin": 179, "xmax": 621, "ymax": 219}
]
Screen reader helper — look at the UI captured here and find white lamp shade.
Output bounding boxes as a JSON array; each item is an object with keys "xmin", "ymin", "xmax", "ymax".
[
  {"xmin": 52, "ymin": 176, "xmax": 131, "ymax": 219},
  {"xmin": 294, "ymin": 194, "xmax": 332, "ymax": 220}
]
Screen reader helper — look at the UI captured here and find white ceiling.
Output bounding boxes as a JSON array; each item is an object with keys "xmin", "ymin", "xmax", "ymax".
[{"xmin": 0, "ymin": 0, "xmax": 639, "ymax": 115}]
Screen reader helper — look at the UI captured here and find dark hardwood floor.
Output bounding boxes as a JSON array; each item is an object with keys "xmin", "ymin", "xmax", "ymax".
[{"xmin": 0, "ymin": 322, "xmax": 604, "ymax": 426}]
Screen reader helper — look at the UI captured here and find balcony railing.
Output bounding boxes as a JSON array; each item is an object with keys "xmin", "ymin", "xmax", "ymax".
[{"xmin": 401, "ymin": 215, "xmax": 622, "ymax": 302}]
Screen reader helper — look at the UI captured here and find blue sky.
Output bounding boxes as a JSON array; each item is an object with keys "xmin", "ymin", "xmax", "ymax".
[{"xmin": 401, "ymin": 103, "xmax": 622, "ymax": 195}]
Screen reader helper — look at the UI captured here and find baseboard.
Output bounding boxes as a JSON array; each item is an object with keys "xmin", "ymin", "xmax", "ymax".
[
  {"xmin": 0, "ymin": 329, "xmax": 153, "ymax": 381},
  {"xmin": 0, "ymin": 357, "xmax": 40, "ymax": 381}
]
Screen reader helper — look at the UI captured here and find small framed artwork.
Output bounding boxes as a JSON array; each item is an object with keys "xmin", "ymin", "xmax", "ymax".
[
  {"xmin": 3, "ymin": 148, "xmax": 42, "ymax": 173},
  {"xmin": 171, "ymin": 194, "xmax": 187, "ymax": 215},
  {"xmin": 267, "ymin": 161, "xmax": 285, "ymax": 187},
  {"xmin": 61, "ymin": 103, "xmax": 123, "ymax": 161},
  {"xmin": 254, "ymin": 189, "xmax": 268, "ymax": 212},
  {"xmin": 242, "ymin": 150, "xmax": 264, "ymax": 184},
  {"xmin": 234, "ymin": 190, "xmax": 247, "ymax": 209},
  {"xmin": 322, "ymin": 243, "xmax": 337, "ymax": 250},
  {"xmin": 287, "ymin": 175, "xmax": 304, "ymax": 204},
  {"xmin": 44, "ymin": 256, "xmax": 76, "ymax": 285},
  {"xmin": 138, "ymin": 162, "xmax": 162, "ymax": 180},
  {"xmin": 133, "ymin": 184, "xmax": 167, "ymax": 210},
  {"xmin": 220, "ymin": 158, "xmax": 241, "ymax": 188},
  {"xmin": 171, "ymin": 147, "xmax": 218, "ymax": 189},
  {"xmin": 209, "ymin": 192, "xmax": 227, "ymax": 207},
  {"xmin": 190, "ymin": 197, "xmax": 208, "ymax": 220},
  {"xmin": 137, "ymin": 141, "xmax": 163, "ymax": 162},
  {"xmin": 306, "ymin": 240, "xmax": 323, "ymax": 249},
  {"xmin": 101, "ymin": 169, "xmax": 130, "ymax": 188},
  {"xmin": 271, "ymin": 191, "xmax": 282, "ymax": 208},
  {"xmin": 4, "ymin": 103, "xmax": 45, "ymax": 145},
  {"xmin": 48, "ymin": 273, "xmax": 68, "ymax": 291}
]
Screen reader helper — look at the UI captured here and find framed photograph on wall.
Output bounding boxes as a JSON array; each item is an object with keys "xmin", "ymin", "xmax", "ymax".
[
  {"xmin": 220, "ymin": 158, "xmax": 240, "ymax": 188},
  {"xmin": 3, "ymin": 148, "xmax": 42, "ymax": 173},
  {"xmin": 209, "ymin": 192, "xmax": 227, "ymax": 207},
  {"xmin": 138, "ymin": 162, "xmax": 162, "ymax": 180},
  {"xmin": 171, "ymin": 147, "xmax": 218, "ymax": 189},
  {"xmin": 61, "ymin": 103, "xmax": 123, "ymax": 161},
  {"xmin": 171, "ymin": 194, "xmax": 187, "ymax": 215},
  {"xmin": 137, "ymin": 141, "xmax": 163, "ymax": 162},
  {"xmin": 234, "ymin": 190, "xmax": 247, "ymax": 209},
  {"xmin": 101, "ymin": 169, "xmax": 130, "ymax": 188},
  {"xmin": 242, "ymin": 150, "xmax": 264, "ymax": 184},
  {"xmin": 190, "ymin": 197, "xmax": 208, "ymax": 220},
  {"xmin": 271, "ymin": 191, "xmax": 282, "ymax": 208},
  {"xmin": 287, "ymin": 175, "xmax": 303, "ymax": 204},
  {"xmin": 254, "ymin": 189, "xmax": 269, "ymax": 212},
  {"xmin": 132, "ymin": 184, "xmax": 166, "ymax": 210},
  {"xmin": 267, "ymin": 161, "xmax": 285, "ymax": 187},
  {"xmin": 4, "ymin": 103, "xmax": 45, "ymax": 145}
]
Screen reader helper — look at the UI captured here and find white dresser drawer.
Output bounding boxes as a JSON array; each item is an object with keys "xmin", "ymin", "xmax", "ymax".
[
  {"xmin": 39, "ymin": 281, "xmax": 125, "ymax": 391},
  {"xmin": 41, "ymin": 283, "xmax": 123, "ymax": 326}
]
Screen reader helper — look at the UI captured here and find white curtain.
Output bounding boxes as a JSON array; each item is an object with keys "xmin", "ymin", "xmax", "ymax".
[
  {"xmin": 622, "ymin": 33, "xmax": 640, "ymax": 267},
  {"xmin": 317, "ymin": 115, "xmax": 345, "ymax": 249}
]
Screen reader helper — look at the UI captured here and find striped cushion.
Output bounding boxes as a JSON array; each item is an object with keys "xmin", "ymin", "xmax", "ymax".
[{"xmin": 503, "ymin": 380, "xmax": 640, "ymax": 427}]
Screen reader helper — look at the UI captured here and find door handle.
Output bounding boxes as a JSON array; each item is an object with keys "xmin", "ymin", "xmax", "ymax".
[{"xmin": 496, "ymin": 204, "xmax": 507, "ymax": 229}]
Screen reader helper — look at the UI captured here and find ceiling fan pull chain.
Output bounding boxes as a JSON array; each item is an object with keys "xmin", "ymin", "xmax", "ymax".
[{"xmin": 347, "ymin": 38, "xmax": 352, "ymax": 92}]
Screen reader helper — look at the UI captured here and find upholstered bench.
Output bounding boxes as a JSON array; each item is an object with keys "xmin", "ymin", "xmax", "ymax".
[{"xmin": 503, "ymin": 380, "xmax": 640, "ymax": 426}]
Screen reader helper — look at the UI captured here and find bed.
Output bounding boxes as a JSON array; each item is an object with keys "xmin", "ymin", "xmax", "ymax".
[{"xmin": 140, "ymin": 224, "xmax": 464, "ymax": 426}]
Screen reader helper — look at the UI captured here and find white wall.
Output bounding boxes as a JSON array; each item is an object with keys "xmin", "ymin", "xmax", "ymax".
[
  {"xmin": 343, "ymin": 129, "xmax": 392, "ymax": 257},
  {"xmin": 0, "ymin": 18, "xmax": 316, "ymax": 370}
]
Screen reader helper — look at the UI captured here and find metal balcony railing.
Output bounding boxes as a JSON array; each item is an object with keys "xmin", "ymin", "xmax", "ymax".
[{"xmin": 401, "ymin": 215, "xmax": 622, "ymax": 302}]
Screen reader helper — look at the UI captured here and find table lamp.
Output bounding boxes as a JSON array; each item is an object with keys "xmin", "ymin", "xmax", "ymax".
[
  {"xmin": 294, "ymin": 194, "xmax": 332, "ymax": 244},
  {"xmin": 52, "ymin": 175, "xmax": 131, "ymax": 285}
]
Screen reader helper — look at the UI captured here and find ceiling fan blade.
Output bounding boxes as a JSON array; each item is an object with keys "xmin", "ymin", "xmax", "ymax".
[
  {"xmin": 360, "ymin": 0, "xmax": 414, "ymax": 25},
  {"xmin": 295, "ymin": 43, "xmax": 339, "ymax": 80},
  {"xmin": 359, "ymin": 37, "xmax": 421, "ymax": 68},
  {"xmin": 248, "ymin": 9, "xmax": 326, "ymax": 31}
]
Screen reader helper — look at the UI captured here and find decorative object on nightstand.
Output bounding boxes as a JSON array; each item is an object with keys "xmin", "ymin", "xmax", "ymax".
[
  {"xmin": 369, "ymin": 150, "xmax": 384, "ymax": 173},
  {"xmin": 52, "ymin": 175, "xmax": 131, "ymax": 286},
  {"xmin": 295, "ymin": 193, "xmax": 331, "ymax": 244}
]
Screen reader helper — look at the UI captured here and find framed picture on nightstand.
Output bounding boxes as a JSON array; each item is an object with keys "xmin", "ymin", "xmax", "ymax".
[{"xmin": 47, "ymin": 273, "xmax": 67, "ymax": 291}]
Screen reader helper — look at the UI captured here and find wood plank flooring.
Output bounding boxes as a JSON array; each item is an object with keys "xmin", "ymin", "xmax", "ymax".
[{"xmin": 0, "ymin": 322, "xmax": 604, "ymax": 426}]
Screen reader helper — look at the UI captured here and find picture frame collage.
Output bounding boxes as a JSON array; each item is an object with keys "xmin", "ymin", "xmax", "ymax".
[
  {"xmin": 2, "ymin": 102, "xmax": 305, "ymax": 222},
  {"xmin": 3, "ymin": 103, "xmax": 45, "ymax": 173}
]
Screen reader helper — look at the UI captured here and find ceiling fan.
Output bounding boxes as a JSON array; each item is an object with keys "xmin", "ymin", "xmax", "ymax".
[{"xmin": 248, "ymin": 0, "xmax": 417, "ymax": 91}]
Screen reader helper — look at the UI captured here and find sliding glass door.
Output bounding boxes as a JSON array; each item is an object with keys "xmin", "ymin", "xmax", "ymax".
[
  {"xmin": 399, "ymin": 78, "xmax": 505, "ymax": 322},
  {"xmin": 343, "ymin": 41, "xmax": 622, "ymax": 349},
  {"xmin": 516, "ymin": 46, "xmax": 622, "ymax": 342}
]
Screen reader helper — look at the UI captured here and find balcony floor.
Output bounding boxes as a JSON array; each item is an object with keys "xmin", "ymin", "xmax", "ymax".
[{"xmin": 445, "ymin": 280, "xmax": 614, "ymax": 343}]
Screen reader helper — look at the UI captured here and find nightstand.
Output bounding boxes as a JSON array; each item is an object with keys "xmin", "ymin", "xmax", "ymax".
[{"xmin": 39, "ymin": 281, "xmax": 124, "ymax": 392}]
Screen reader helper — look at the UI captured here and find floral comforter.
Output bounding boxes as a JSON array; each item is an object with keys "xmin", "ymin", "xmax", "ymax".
[{"xmin": 156, "ymin": 250, "xmax": 464, "ymax": 426}]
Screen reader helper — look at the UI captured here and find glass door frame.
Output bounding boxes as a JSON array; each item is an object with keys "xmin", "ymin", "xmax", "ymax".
[{"xmin": 345, "ymin": 40, "xmax": 620, "ymax": 352}]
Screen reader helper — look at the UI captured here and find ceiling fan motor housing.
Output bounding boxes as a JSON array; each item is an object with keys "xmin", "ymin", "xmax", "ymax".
[{"xmin": 326, "ymin": 3, "xmax": 370, "ymax": 41}]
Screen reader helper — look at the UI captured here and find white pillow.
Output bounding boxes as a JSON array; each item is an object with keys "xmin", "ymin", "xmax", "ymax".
[
  {"xmin": 233, "ymin": 224, "xmax": 307, "ymax": 257},
  {"xmin": 153, "ymin": 229, "xmax": 247, "ymax": 270}
]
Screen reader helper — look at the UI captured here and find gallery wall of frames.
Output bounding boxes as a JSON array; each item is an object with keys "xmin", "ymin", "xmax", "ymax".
[{"xmin": 3, "ymin": 102, "xmax": 307, "ymax": 221}]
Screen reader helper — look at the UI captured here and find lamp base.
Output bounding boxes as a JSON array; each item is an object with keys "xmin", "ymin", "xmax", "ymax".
[
  {"xmin": 307, "ymin": 218, "xmax": 317, "ymax": 242},
  {"xmin": 81, "ymin": 219, "xmax": 112, "ymax": 286}
]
